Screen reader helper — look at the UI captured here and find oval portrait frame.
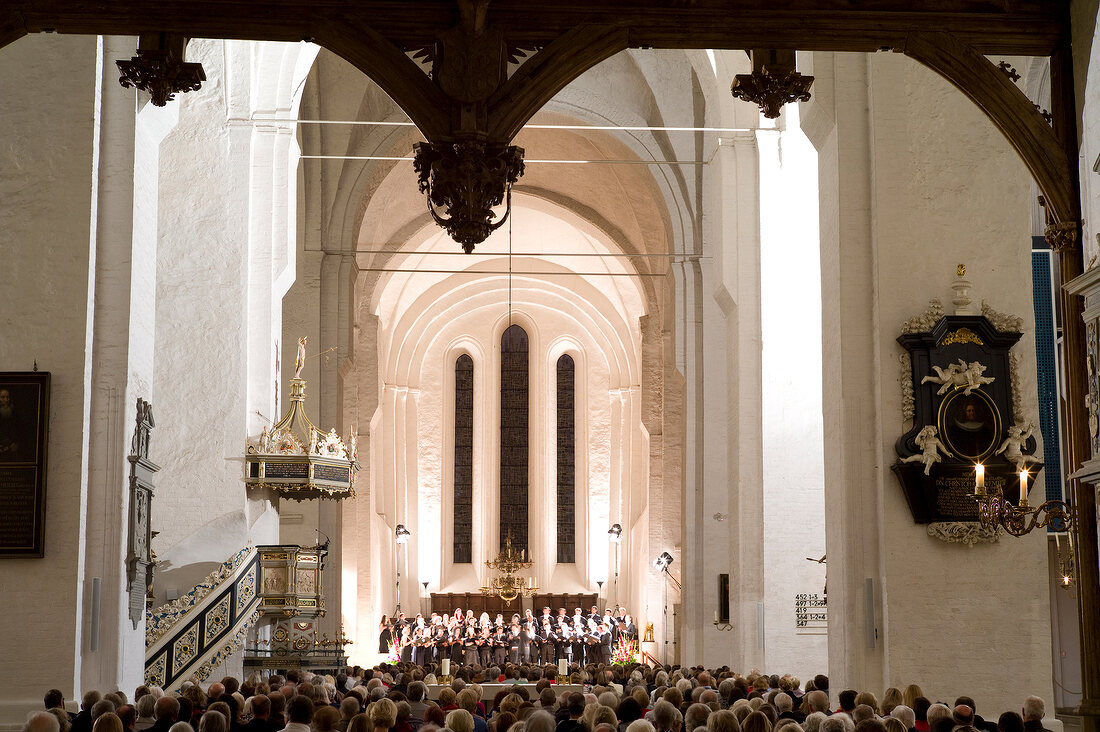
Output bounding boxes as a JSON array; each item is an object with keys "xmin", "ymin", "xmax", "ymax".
[{"xmin": 937, "ymin": 387, "xmax": 1001, "ymax": 462}]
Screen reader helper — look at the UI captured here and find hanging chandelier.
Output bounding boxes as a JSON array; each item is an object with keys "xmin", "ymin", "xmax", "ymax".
[
  {"xmin": 480, "ymin": 534, "xmax": 537, "ymax": 603},
  {"xmin": 243, "ymin": 338, "xmax": 359, "ymax": 501}
]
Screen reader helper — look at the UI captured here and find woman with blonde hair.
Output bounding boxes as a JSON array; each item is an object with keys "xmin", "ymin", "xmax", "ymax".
[
  {"xmin": 198, "ymin": 712, "xmax": 227, "ymax": 732},
  {"xmin": 586, "ymin": 707, "xmax": 618, "ymax": 732},
  {"xmin": 706, "ymin": 710, "xmax": 740, "ymax": 732},
  {"xmin": 740, "ymin": 711, "xmax": 772, "ymax": 732},
  {"xmin": 347, "ymin": 713, "xmax": 371, "ymax": 732},
  {"xmin": 447, "ymin": 710, "xmax": 475, "ymax": 732},
  {"xmin": 902, "ymin": 686, "xmax": 923, "ymax": 710},
  {"xmin": 855, "ymin": 692, "xmax": 879, "ymax": 715},
  {"xmin": 881, "ymin": 689, "xmax": 903, "ymax": 717},
  {"xmin": 92, "ymin": 714, "xmax": 124, "ymax": 732},
  {"xmin": 369, "ymin": 699, "xmax": 398, "ymax": 732}
]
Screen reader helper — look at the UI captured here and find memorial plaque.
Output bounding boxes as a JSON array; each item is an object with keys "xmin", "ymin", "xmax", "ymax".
[
  {"xmin": 893, "ymin": 311, "xmax": 1038, "ymax": 524},
  {"xmin": 313, "ymin": 464, "xmax": 350, "ymax": 482},
  {"xmin": 265, "ymin": 461, "xmax": 309, "ymax": 479},
  {"xmin": 0, "ymin": 372, "xmax": 50, "ymax": 557}
]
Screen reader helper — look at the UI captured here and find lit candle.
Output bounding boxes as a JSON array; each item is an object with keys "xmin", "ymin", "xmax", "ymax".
[
  {"xmin": 559, "ymin": 657, "xmax": 568, "ymax": 676},
  {"xmin": 441, "ymin": 658, "xmax": 450, "ymax": 677},
  {"xmin": 1019, "ymin": 470, "xmax": 1029, "ymax": 507},
  {"xmin": 974, "ymin": 464, "xmax": 985, "ymax": 496}
]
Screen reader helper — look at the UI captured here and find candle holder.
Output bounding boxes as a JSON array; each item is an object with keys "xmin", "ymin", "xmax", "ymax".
[
  {"xmin": 479, "ymin": 533, "xmax": 538, "ymax": 603},
  {"xmin": 973, "ymin": 480, "xmax": 1073, "ymax": 536}
]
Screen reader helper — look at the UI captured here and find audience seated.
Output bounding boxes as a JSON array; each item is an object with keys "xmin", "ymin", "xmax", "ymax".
[{"xmin": 26, "ymin": 657, "xmax": 1059, "ymax": 732}]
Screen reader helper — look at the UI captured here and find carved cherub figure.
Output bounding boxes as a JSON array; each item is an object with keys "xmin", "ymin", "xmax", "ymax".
[
  {"xmin": 962, "ymin": 361, "xmax": 994, "ymax": 394},
  {"xmin": 995, "ymin": 422, "xmax": 1043, "ymax": 473},
  {"xmin": 921, "ymin": 358, "xmax": 995, "ymax": 396},
  {"xmin": 901, "ymin": 425, "xmax": 953, "ymax": 475}
]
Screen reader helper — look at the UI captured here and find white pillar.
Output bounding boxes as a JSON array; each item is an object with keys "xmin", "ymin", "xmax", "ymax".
[{"xmin": 0, "ymin": 34, "xmax": 102, "ymax": 724}]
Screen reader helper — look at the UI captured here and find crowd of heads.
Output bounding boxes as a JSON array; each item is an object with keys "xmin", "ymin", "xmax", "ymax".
[{"xmin": 28, "ymin": 663, "xmax": 1051, "ymax": 732}]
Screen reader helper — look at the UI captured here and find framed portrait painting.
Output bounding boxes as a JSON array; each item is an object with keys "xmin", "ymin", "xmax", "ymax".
[
  {"xmin": 937, "ymin": 387, "xmax": 1001, "ymax": 462},
  {"xmin": 0, "ymin": 372, "xmax": 50, "ymax": 556}
]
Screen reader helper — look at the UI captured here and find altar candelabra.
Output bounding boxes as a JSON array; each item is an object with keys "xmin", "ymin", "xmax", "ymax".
[
  {"xmin": 479, "ymin": 534, "xmax": 537, "ymax": 603},
  {"xmin": 972, "ymin": 466, "xmax": 1074, "ymax": 536}
]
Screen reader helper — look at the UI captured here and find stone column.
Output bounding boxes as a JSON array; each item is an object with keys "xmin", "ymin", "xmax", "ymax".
[
  {"xmin": 81, "ymin": 34, "xmax": 173, "ymax": 696},
  {"xmin": 802, "ymin": 51, "xmax": 887, "ymax": 696},
  {"xmin": 0, "ymin": 34, "xmax": 102, "ymax": 724}
]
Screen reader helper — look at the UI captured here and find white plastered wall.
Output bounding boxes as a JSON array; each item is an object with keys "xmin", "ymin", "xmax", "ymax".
[
  {"xmin": 149, "ymin": 38, "xmax": 315, "ymax": 678},
  {"xmin": 0, "ymin": 34, "xmax": 102, "ymax": 725},
  {"xmin": 803, "ymin": 50, "xmax": 1053, "ymax": 713}
]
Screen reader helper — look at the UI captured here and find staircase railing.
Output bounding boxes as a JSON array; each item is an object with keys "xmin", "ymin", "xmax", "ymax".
[{"xmin": 144, "ymin": 546, "xmax": 260, "ymax": 691}]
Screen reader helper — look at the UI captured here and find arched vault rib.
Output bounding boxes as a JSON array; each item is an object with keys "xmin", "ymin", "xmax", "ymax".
[{"xmin": 488, "ymin": 24, "xmax": 630, "ymax": 142}]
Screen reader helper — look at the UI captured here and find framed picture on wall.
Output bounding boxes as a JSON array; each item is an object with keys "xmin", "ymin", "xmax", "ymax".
[{"xmin": 0, "ymin": 371, "xmax": 50, "ymax": 557}]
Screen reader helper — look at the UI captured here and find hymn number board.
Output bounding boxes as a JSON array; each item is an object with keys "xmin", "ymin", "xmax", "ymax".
[{"xmin": 794, "ymin": 593, "xmax": 827, "ymax": 633}]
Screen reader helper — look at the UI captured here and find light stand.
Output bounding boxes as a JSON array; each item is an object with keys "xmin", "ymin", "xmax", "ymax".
[
  {"xmin": 653, "ymin": 551, "xmax": 678, "ymax": 662},
  {"xmin": 597, "ymin": 580, "xmax": 604, "ymax": 612},
  {"xmin": 395, "ymin": 524, "xmax": 411, "ymax": 612},
  {"xmin": 422, "ymin": 580, "xmax": 430, "ymax": 615},
  {"xmin": 608, "ymin": 523, "xmax": 622, "ymax": 608}
]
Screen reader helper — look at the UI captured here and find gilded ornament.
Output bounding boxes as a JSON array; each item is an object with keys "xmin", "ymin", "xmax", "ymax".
[
  {"xmin": 956, "ymin": 264, "xmax": 966, "ymax": 277},
  {"xmin": 939, "ymin": 328, "xmax": 984, "ymax": 346}
]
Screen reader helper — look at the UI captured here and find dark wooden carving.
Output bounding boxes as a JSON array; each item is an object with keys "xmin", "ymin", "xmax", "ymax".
[
  {"xmin": 731, "ymin": 49, "xmax": 813, "ymax": 119},
  {"xmin": 116, "ymin": 33, "xmax": 204, "ymax": 106},
  {"xmin": 0, "ymin": 371, "xmax": 50, "ymax": 557},
  {"xmin": 1, "ymin": 1, "xmax": 1078, "ymax": 246},
  {"xmin": 532, "ymin": 593, "xmax": 597, "ymax": 612},
  {"xmin": 893, "ymin": 315, "xmax": 1040, "ymax": 523},
  {"xmin": 127, "ymin": 398, "xmax": 158, "ymax": 628},
  {"xmin": 429, "ymin": 592, "xmax": 596, "ymax": 617}
]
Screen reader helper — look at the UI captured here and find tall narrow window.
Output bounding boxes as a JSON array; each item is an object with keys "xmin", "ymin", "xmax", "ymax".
[
  {"xmin": 556, "ymin": 354, "xmax": 576, "ymax": 563},
  {"xmin": 499, "ymin": 324, "xmax": 529, "ymax": 553},
  {"xmin": 453, "ymin": 354, "xmax": 473, "ymax": 563}
]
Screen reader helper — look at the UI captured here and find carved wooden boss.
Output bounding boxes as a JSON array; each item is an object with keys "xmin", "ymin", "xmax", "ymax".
[{"xmin": 1, "ymin": 0, "xmax": 1078, "ymax": 252}]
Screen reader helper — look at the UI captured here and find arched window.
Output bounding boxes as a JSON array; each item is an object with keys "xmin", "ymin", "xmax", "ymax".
[
  {"xmin": 499, "ymin": 324, "xmax": 529, "ymax": 552},
  {"xmin": 453, "ymin": 354, "xmax": 473, "ymax": 563},
  {"xmin": 556, "ymin": 354, "xmax": 576, "ymax": 563}
]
